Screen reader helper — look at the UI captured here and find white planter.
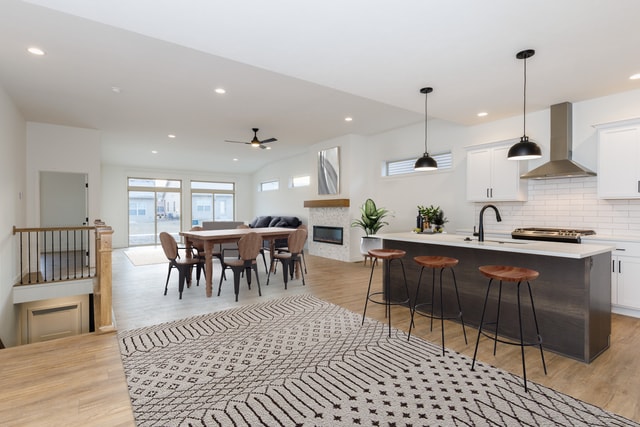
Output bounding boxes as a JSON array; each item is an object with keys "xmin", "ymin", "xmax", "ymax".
[{"xmin": 360, "ymin": 236, "xmax": 382, "ymax": 256}]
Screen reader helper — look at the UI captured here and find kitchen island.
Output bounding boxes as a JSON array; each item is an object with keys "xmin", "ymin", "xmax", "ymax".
[{"xmin": 376, "ymin": 232, "xmax": 614, "ymax": 363}]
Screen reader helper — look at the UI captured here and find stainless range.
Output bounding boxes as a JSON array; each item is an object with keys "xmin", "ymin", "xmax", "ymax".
[{"xmin": 511, "ymin": 227, "xmax": 595, "ymax": 243}]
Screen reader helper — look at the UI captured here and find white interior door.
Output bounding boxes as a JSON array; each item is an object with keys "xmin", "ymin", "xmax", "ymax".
[{"xmin": 40, "ymin": 171, "xmax": 88, "ymax": 227}]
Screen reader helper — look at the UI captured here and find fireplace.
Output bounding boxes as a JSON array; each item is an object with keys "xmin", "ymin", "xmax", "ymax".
[{"xmin": 313, "ymin": 226, "xmax": 343, "ymax": 245}]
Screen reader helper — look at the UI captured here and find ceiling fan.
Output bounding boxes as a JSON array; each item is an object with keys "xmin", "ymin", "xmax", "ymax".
[{"xmin": 225, "ymin": 128, "xmax": 277, "ymax": 149}]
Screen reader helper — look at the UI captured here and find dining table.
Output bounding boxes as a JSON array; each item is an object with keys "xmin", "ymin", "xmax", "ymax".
[{"xmin": 180, "ymin": 227, "xmax": 297, "ymax": 297}]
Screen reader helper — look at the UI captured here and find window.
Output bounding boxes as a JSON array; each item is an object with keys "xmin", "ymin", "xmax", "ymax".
[
  {"xmin": 127, "ymin": 178, "xmax": 182, "ymax": 246},
  {"xmin": 191, "ymin": 180, "xmax": 235, "ymax": 224},
  {"xmin": 291, "ymin": 175, "xmax": 310, "ymax": 188},
  {"xmin": 385, "ymin": 152, "xmax": 453, "ymax": 176},
  {"xmin": 260, "ymin": 180, "xmax": 279, "ymax": 191}
]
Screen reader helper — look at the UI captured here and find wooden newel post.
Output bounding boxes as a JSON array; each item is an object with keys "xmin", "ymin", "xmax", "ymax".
[{"xmin": 93, "ymin": 219, "xmax": 115, "ymax": 333}]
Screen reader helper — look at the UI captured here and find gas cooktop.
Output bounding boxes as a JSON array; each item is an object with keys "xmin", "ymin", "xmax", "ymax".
[{"xmin": 511, "ymin": 227, "xmax": 595, "ymax": 243}]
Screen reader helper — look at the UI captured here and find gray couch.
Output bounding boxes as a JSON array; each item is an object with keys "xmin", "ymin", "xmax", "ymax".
[{"xmin": 248, "ymin": 216, "xmax": 302, "ymax": 248}]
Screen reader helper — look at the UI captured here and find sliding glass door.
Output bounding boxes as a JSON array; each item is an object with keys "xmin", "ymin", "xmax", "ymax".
[{"xmin": 128, "ymin": 178, "xmax": 181, "ymax": 246}]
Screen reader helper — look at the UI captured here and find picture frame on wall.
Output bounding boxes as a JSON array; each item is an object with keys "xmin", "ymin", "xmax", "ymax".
[{"xmin": 317, "ymin": 146, "xmax": 339, "ymax": 195}]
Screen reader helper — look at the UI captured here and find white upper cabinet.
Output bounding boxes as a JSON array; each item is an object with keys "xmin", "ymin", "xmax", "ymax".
[
  {"xmin": 466, "ymin": 142, "xmax": 528, "ymax": 202},
  {"xmin": 596, "ymin": 118, "xmax": 640, "ymax": 199}
]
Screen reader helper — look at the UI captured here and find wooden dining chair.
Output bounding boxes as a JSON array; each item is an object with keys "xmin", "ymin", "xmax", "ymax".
[
  {"xmin": 159, "ymin": 232, "xmax": 204, "ymax": 299},
  {"xmin": 236, "ymin": 224, "xmax": 268, "ymax": 274},
  {"xmin": 217, "ymin": 232, "xmax": 263, "ymax": 301},
  {"xmin": 267, "ymin": 228, "xmax": 307, "ymax": 289},
  {"xmin": 276, "ymin": 224, "xmax": 308, "ymax": 274}
]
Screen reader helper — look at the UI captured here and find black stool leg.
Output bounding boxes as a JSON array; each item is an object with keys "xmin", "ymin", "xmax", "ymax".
[
  {"xmin": 398, "ymin": 258, "xmax": 411, "ymax": 327},
  {"xmin": 527, "ymin": 280, "xmax": 547, "ymax": 375},
  {"xmin": 517, "ymin": 281, "xmax": 528, "ymax": 391},
  {"xmin": 408, "ymin": 266, "xmax": 426, "ymax": 339},
  {"xmin": 472, "ymin": 278, "xmax": 494, "ymax": 371},
  {"xmin": 438, "ymin": 267, "xmax": 446, "ymax": 355},
  {"xmin": 361, "ymin": 256, "xmax": 377, "ymax": 325},
  {"xmin": 384, "ymin": 259, "xmax": 392, "ymax": 335},
  {"xmin": 493, "ymin": 280, "xmax": 503, "ymax": 356},
  {"xmin": 450, "ymin": 268, "xmax": 468, "ymax": 344},
  {"xmin": 430, "ymin": 267, "xmax": 436, "ymax": 332}
]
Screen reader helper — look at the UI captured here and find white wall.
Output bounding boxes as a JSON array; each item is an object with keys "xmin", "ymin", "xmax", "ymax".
[
  {"xmin": 26, "ymin": 123, "xmax": 101, "ymax": 228},
  {"xmin": 0, "ymin": 85, "xmax": 26, "ymax": 347},
  {"xmin": 102, "ymin": 164, "xmax": 254, "ymax": 248}
]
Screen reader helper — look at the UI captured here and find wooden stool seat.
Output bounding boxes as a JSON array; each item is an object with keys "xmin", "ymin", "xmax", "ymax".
[
  {"xmin": 414, "ymin": 255, "xmax": 459, "ymax": 269},
  {"xmin": 479, "ymin": 265, "xmax": 539, "ymax": 282},
  {"xmin": 368, "ymin": 248, "xmax": 406, "ymax": 260}
]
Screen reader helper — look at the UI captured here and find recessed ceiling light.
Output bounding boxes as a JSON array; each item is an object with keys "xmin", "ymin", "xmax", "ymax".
[
  {"xmin": 345, "ymin": 117, "xmax": 353, "ymax": 122},
  {"xmin": 630, "ymin": 73, "xmax": 640, "ymax": 80},
  {"xmin": 151, "ymin": 150, "xmax": 158, "ymax": 154},
  {"xmin": 233, "ymin": 158, "xmax": 239, "ymax": 161},
  {"xmin": 168, "ymin": 134, "xmax": 176, "ymax": 139},
  {"xmin": 27, "ymin": 47, "xmax": 45, "ymax": 56},
  {"xmin": 266, "ymin": 146, "xmax": 272, "ymax": 150},
  {"xmin": 214, "ymin": 88, "xmax": 226, "ymax": 94},
  {"xmin": 111, "ymin": 86, "xmax": 121, "ymax": 94},
  {"xmin": 477, "ymin": 112, "xmax": 488, "ymax": 117}
]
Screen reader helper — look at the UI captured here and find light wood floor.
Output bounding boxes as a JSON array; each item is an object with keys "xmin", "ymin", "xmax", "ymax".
[{"xmin": 1, "ymin": 248, "xmax": 639, "ymax": 426}]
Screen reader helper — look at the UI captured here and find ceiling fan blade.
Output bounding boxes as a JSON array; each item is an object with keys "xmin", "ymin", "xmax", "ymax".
[
  {"xmin": 224, "ymin": 140, "xmax": 249, "ymax": 144},
  {"xmin": 260, "ymin": 138, "xmax": 277, "ymax": 144}
]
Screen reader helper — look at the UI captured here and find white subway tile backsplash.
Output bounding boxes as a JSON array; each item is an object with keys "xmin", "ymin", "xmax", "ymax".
[{"xmin": 473, "ymin": 176, "xmax": 640, "ymax": 236}]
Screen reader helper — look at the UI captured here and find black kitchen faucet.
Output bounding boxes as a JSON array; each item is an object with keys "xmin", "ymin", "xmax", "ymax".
[{"xmin": 478, "ymin": 204, "xmax": 502, "ymax": 242}]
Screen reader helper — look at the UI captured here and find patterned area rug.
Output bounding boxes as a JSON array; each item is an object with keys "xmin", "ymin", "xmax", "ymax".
[{"xmin": 118, "ymin": 295, "xmax": 638, "ymax": 426}]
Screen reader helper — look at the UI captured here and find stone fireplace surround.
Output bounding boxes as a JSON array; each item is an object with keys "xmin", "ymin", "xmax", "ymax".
[{"xmin": 304, "ymin": 199, "xmax": 351, "ymax": 262}]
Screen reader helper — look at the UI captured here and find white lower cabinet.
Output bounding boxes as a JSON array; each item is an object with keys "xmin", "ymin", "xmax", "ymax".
[
  {"xmin": 613, "ymin": 254, "xmax": 640, "ymax": 310},
  {"xmin": 594, "ymin": 239, "xmax": 640, "ymax": 317}
]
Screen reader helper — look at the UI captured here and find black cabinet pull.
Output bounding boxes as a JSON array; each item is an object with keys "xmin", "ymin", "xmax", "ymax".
[
  {"xmin": 613, "ymin": 259, "xmax": 615, "ymax": 273},
  {"xmin": 619, "ymin": 260, "xmax": 622, "ymax": 274}
]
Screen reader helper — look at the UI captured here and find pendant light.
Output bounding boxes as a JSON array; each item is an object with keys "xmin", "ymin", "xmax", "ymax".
[
  {"xmin": 508, "ymin": 49, "xmax": 542, "ymax": 160},
  {"xmin": 414, "ymin": 87, "xmax": 438, "ymax": 171}
]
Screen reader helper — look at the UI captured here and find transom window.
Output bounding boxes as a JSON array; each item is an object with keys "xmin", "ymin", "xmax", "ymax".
[{"xmin": 385, "ymin": 152, "xmax": 453, "ymax": 176}]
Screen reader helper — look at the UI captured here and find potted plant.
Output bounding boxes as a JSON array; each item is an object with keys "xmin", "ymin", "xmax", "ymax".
[
  {"xmin": 352, "ymin": 198, "xmax": 390, "ymax": 257},
  {"xmin": 432, "ymin": 208, "xmax": 448, "ymax": 232},
  {"xmin": 417, "ymin": 204, "xmax": 440, "ymax": 231}
]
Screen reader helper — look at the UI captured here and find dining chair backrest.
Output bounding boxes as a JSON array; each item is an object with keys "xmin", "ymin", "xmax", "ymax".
[
  {"xmin": 238, "ymin": 232, "xmax": 262, "ymax": 261},
  {"xmin": 159, "ymin": 232, "xmax": 178, "ymax": 260},
  {"xmin": 287, "ymin": 228, "xmax": 307, "ymax": 254}
]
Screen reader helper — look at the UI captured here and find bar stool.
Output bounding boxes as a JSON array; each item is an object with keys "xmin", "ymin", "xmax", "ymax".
[
  {"xmin": 362, "ymin": 248, "xmax": 411, "ymax": 337},
  {"xmin": 408, "ymin": 256, "xmax": 467, "ymax": 355},
  {"xmin": 471, "ymin": 265, "xmax": 547, "ymax": 392}
]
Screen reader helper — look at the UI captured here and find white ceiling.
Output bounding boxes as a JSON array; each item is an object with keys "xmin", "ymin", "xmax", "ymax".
[{"xmin": 2, "ymin": 0, "xmax": 640, "ymax": 173}]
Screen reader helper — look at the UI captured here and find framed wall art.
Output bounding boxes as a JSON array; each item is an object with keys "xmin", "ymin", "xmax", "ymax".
[{"xmin": 317, "ymin": 146, "xmax": 340, "ymax": 195}]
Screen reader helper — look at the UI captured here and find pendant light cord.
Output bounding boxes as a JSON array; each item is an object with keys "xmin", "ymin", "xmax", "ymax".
[
  {"xmin": 424, "ymin": 91, "xmax": 428, "ymax": 153},
  {"xmin": 523, "ymin": 55, "xmax": 527, "ymax": 136}
]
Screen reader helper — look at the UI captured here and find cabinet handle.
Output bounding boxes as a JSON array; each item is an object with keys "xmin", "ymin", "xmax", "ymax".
[
  {"xmin": 612, "ymin": 260, "xmax": 615, "ymax": 273},
  {"xmin": 638, "ymin": 181, "xmax": 640, "ymax": 193},
  {"xmin": 487, "ymin": 188, "xmax": 490, "ymax": 198},
  {"xmin": 619, "ymin": 260, "xmax": 622, "ymax": 274}
]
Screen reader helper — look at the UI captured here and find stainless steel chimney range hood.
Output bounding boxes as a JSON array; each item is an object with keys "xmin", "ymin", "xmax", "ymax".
[{"xmin": 520, "ymin": 102, "xmax": 596, "ymax": 179}]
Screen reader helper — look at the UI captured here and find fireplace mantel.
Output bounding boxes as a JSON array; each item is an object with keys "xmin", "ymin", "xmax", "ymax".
[{"xmin": 304, "ymin": 199, "xmax": 350, "ymax": 208}]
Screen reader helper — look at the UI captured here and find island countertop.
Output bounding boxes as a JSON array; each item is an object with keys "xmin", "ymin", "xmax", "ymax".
[{"xmin": 375, "ymin": 232, "xmax": 614, "ymax": 259}]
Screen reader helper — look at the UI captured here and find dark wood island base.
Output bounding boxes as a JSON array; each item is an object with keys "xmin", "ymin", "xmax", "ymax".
[{"xmin": 381, "ymin": 236, "xmax": 612, "ymax": 363}]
